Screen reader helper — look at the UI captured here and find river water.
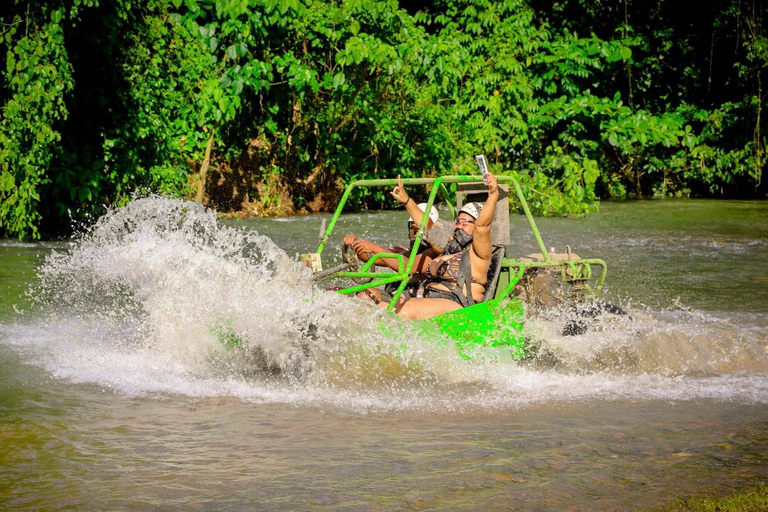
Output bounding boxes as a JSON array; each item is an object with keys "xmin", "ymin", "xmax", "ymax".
[{"xmin": 1, "ymin": 196, "xmax": 766, "ymax": 511}]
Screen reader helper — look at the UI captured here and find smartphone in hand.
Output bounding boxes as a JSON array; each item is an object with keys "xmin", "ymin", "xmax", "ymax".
[{"xmin": 475, "ymin": 155, "xmax": 489, "ymax": 185}]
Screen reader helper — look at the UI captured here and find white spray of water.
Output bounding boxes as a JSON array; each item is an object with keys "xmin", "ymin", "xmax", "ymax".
[
  {"xmin": 5, "ymin": 196, "xmax": 767, "ymax": 412},
  {"xmin": 525, "ymin": 301, "xmax": 768, "ymax": 376},
  {"xmin": 19, "ymin": 198, "xmax": 479, "ymax": 405}
]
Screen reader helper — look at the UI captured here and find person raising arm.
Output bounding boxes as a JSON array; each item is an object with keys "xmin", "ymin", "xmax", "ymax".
[
  {"xmin": 394, "ymin": 172, "xmax": 499, "ymax": 320},
  {"xmin": 342, "ymin": 175, "xmax": 438, "ymax": 274}
]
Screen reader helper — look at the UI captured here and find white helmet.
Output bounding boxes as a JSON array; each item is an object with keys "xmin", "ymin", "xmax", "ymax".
[
  {"xmin": 458, "ymin": 202, "xmax": 483, "ymax": 219},
  {"xmin": 409, "ymin": 203, "xmax": 439, "ymax": 224}
]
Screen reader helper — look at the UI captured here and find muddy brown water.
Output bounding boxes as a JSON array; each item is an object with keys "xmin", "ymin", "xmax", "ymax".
[{"xmin": 1, "ymin": 197, "xmax": 766, "ymax": 511}]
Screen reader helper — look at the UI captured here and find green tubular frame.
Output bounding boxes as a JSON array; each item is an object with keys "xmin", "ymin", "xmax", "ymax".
[{"xmin": 310, "ymin": 175, "xmax": 608, "ymax": 310}]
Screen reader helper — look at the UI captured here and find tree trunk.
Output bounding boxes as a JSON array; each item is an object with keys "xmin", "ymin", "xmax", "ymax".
[{"xmin": 196, "ymin": 127, "xmax": 216, "ymax": 204}]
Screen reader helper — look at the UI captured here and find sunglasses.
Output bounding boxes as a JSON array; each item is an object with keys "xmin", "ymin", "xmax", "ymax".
[{"xmin": 455, "ymin": 218, "xmax": 475, "ymax": 226}]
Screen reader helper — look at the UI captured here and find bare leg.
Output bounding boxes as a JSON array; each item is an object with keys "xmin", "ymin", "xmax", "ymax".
[
  {"xmin": 355, "ymin": 288, "xmax": 382, "ymax": 305},
  {"xmin": 396, "ymin": 297, "xmax": 462, "ymax": 320}
]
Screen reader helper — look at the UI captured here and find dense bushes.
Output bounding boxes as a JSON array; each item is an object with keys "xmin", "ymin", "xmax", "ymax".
[{"xmin": 1, "ymin": 0, "xmax": 765, "ymax": 238}]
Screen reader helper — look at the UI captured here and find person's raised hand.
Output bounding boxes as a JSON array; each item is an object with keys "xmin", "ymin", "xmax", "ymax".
[
  {"xmin": 390, "ymin": 174, "xmax": 408, "ymax": 205},
  {"xmin": 486, "ymin": 171, "xmax": 498, "ymax": 195}
]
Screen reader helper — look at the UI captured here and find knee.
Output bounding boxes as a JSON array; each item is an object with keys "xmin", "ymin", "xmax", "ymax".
[{"xmin": 396, "ymin": 301, "xmax": 418, "ymax": 320}]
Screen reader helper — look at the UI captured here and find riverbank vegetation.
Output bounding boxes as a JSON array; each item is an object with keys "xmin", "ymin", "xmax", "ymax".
[{"xmin": 1, "ymin": 0, "xmax": 765, "ymax": 238}]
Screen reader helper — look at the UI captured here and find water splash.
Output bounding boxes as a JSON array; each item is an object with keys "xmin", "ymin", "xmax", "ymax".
[
  {"xmin": 525, "ymin": 302, "xmax": 768, "ymax": 377},
  {"xmin": 6, "ymin": 196, "xmax": 768, "ymax": 411},
  {"xmin": 22, "ymin": 197, "xmax": 477, "ymax": 404}
]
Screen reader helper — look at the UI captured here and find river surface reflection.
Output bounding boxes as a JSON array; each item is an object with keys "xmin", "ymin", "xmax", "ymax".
[{"xmin": 1, "ymin": 197, "xmax": 766, "ymax": 511}]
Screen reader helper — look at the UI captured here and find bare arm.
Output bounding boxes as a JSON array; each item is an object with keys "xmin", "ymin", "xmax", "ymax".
[
  {"xmin": 390, "ymin": 174, "xmax": 427, "ymax": 228},
  {"xmin": 343, "ymin": 235, "xmax": 389, "ymax": 263},
  {"xmin": 471, "ymin": 172, "xmax": 499, "ymax": 261},
  {"xmin": 342, "ymin": 235, "xmax": 433, "ymax": 273}
]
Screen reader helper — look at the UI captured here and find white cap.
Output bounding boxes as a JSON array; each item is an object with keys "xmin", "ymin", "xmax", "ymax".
[
  {"xmin": 458, "ymin": 202, "xmax": 483, "ymax": 219},
  {"xmin": 409, "ymin": 203, "xmax": 439, "ymax": 223}
]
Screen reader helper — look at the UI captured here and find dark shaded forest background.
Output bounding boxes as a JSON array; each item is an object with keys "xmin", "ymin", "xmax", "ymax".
[{"xmin": 1, "ymin": 0, "xmax": 765, "ymax": 238}]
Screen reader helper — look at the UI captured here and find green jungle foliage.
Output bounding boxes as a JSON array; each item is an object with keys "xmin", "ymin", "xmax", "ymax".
[{"xmin": 1, "ymin": 0, "xmax": 765, "ymax": 238}]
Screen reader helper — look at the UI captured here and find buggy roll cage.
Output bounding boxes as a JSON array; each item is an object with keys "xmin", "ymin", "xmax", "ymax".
[{"xmin": 303, "ymin": 175, "xmax": 607, "ymax": 312}]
